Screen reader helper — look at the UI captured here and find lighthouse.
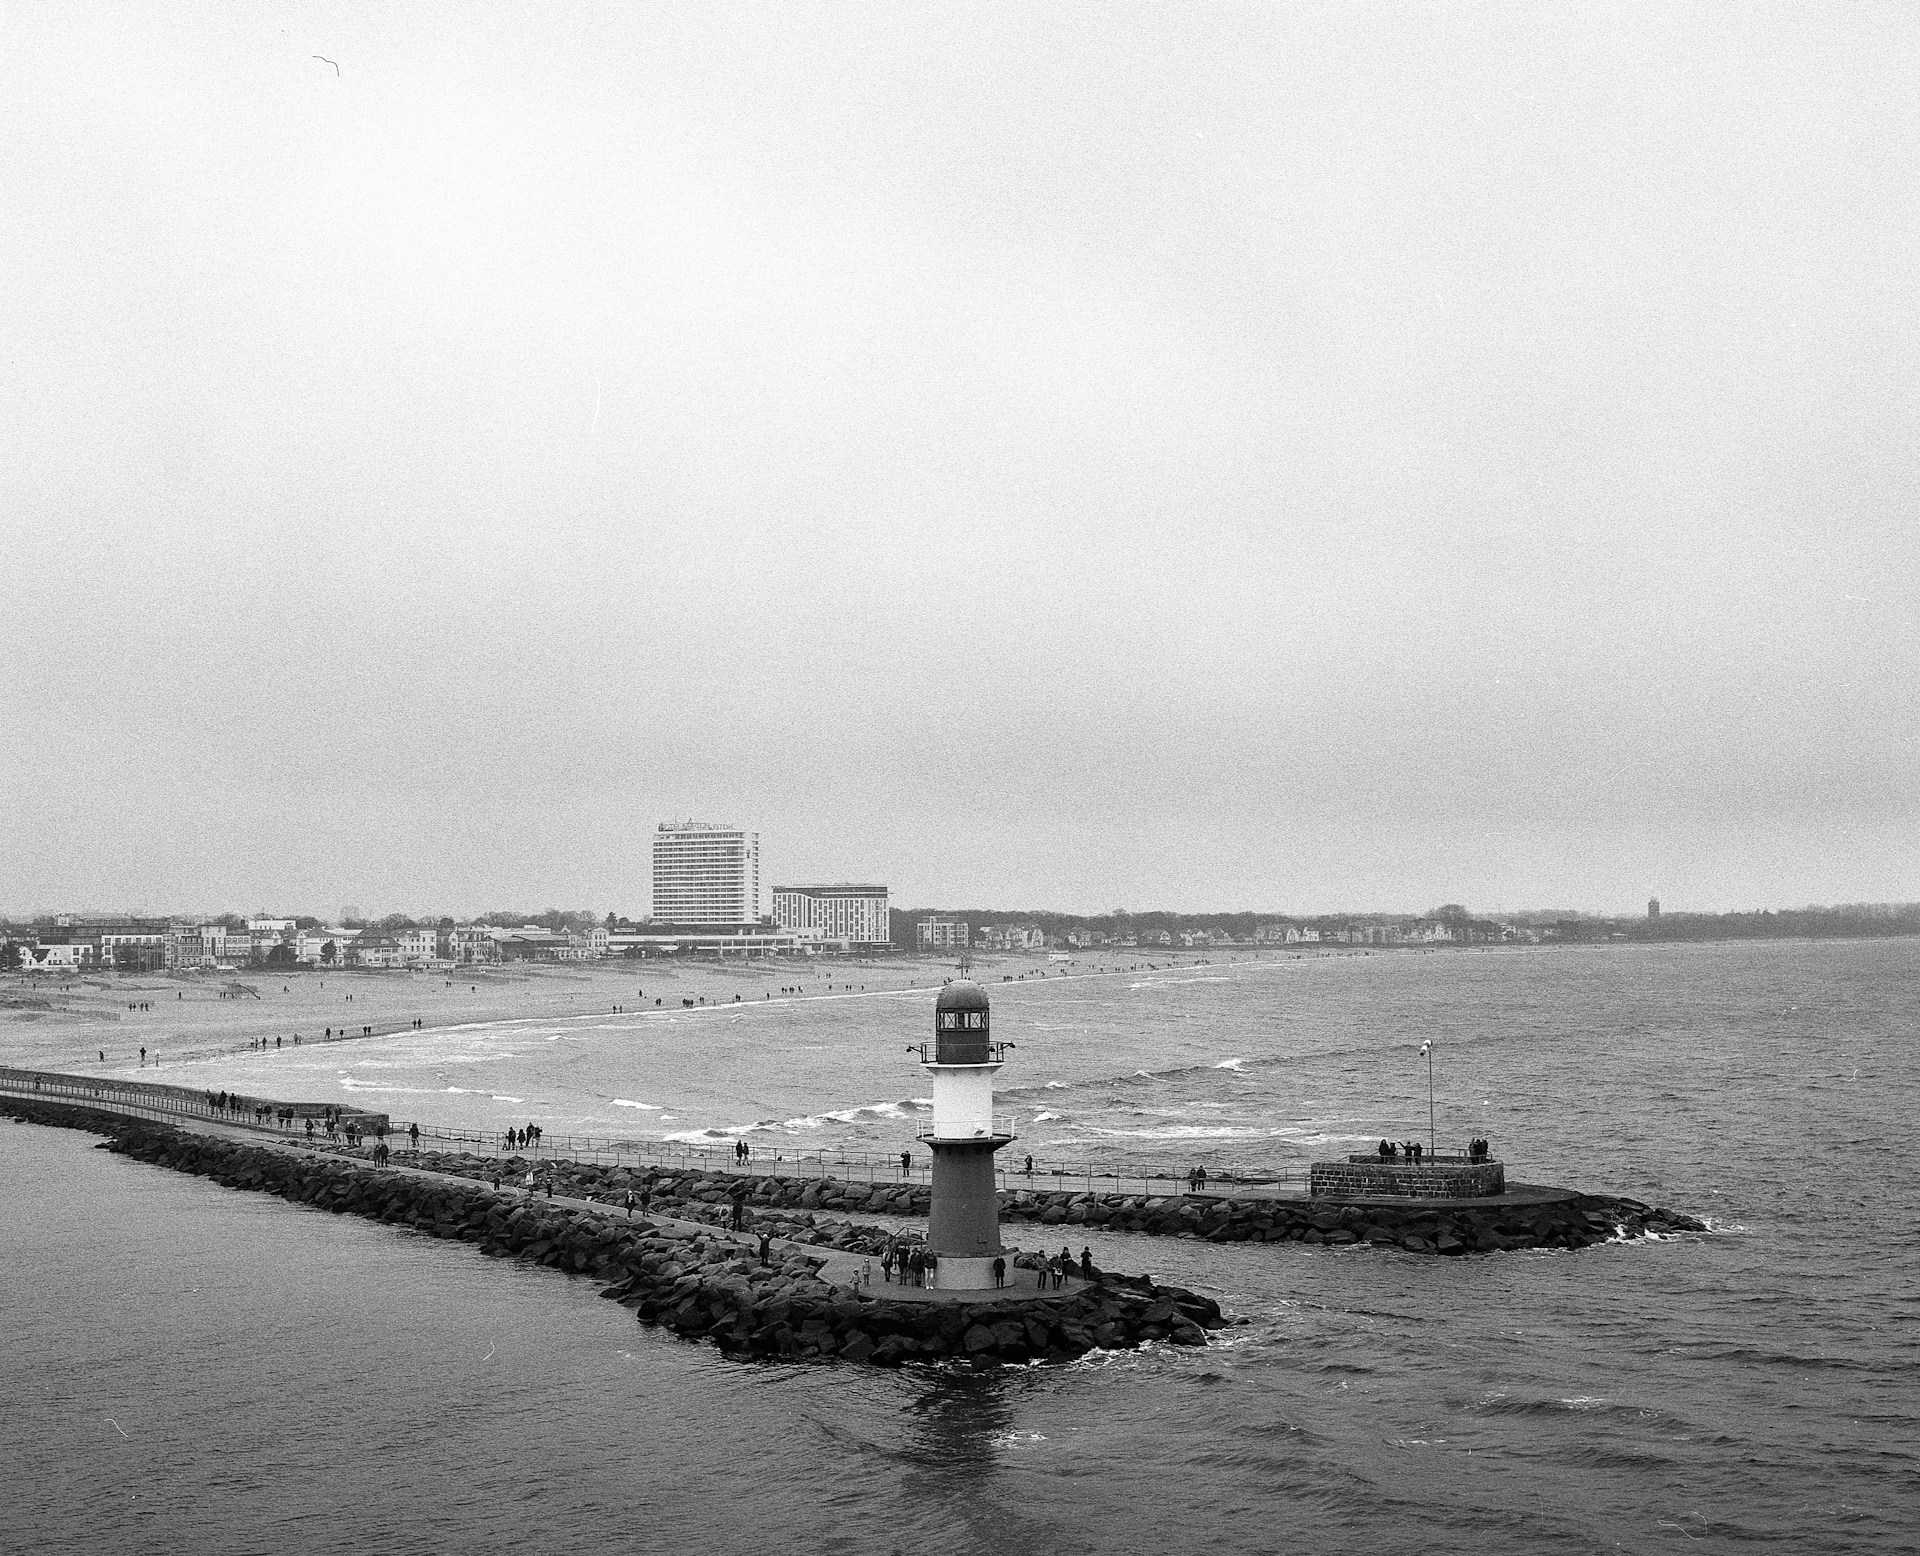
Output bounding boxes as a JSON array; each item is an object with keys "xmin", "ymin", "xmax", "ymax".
[{"xmin": 915, "ymin": 980, "xmax": 1015, "ymax": 1289}]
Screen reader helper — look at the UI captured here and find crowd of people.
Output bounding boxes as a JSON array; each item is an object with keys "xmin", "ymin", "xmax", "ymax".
[
  {"xmin": 875, "ymin": 1240, "xmax": 1097, "ymax": 1290},
  {"xmin": 1374, "ymin": 1137, "xmax": 1494, "ymax": 1162}
]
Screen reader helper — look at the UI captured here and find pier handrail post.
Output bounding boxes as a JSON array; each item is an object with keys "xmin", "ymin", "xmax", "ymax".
[{"xmin": 1425, "ymin": 1040, "xmax": 1436, "ymax": 1159}]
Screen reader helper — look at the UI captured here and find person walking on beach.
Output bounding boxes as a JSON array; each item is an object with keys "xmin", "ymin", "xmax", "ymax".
[
  {"xmin": 758, "ymin": 1232, "xmax": 771, "ymax": 1267},
  {"xmin": 408, "ymin": 1122, "xmax": 420, "ymax": 1151},
  {"xmin": 881, "ymin": 1246, "xmax": 895, "ymax": 1284},
  {"xmin": 624, "ymin": 1190, "xmax": 635, "ymax": 1220},
  {"xmin": 992, "ymin": 1255, "xmax": 1006, "ymax": 1288},
  {"xmin": 900, "ymin": 1150, "xmax": 912, "ymax": 1179},
  {"xmin": 1079, "ymin": 1247, "xmax": 1095, "ymax": 1281}
]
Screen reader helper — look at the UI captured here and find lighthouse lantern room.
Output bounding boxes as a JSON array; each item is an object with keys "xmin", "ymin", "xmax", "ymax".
[{"xmin": 916, "ymin": 980, "xmax": 1015, "ymax": 1290}]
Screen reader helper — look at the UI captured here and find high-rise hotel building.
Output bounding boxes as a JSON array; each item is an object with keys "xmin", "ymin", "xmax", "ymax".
[
  {"xmin": 651, "ymin": 821, "xmax": 761, "ymax": 925},
  {"xmin": 771, "ymin": 883, "xmax": 891, "ymax": 947}
]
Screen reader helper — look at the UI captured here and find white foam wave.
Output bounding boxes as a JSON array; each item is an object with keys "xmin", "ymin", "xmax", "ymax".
[
  {"xmin": 335, "ymin": 1078, "xmax": 434, "ymax": 1094},
  {"xmin": 1045, "ymin": 1081, "xmax": 1068, "ymax": 1089},
  {"xmin": 1030, "ymin": 1111, "xmax": 1062, "ymax": 1123},
  {"xmin": 1129, "ymin": 976, "xmax": 1230, "ymax": 989},
  {"xmin": 1215, "ymin": 1058, "xmax": 1246, "ymax": 1071},
  {"xmin": 1073, "ymin": 1124, "xmax": 1274, "ymax": 1141},
  {"xmin": 771, "ymin": 1098, "xmax": 932, "ymax": 1132},
  {"xmin": 612, "ymin": 1098, "xmax": 661, "ymax": 1110}
]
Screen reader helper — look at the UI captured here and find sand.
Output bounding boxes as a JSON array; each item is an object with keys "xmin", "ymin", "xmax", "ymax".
[{"xmin": 0, "ymin": 948, "xmax": 1199, "ymax": 1076}]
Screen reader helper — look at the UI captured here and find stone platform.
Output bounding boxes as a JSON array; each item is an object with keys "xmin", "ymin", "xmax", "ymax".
[
  {"xmin": 1309, "ymin": 1155, "xmax": 1505, "ymax": 1200},
  {"xmin": 817, "ymin": 1255, "xmax": 1089, "ymax": 1305}
]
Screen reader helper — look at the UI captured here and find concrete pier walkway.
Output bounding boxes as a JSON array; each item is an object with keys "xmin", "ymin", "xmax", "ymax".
[{"xmin": 0, "ymin": 1078, "xmax": 1090, "ymax": 1306}]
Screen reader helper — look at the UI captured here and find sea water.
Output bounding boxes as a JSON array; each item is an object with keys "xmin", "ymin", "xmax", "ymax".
[{"xmin": 3, "ymin": 939, "xmax": 1915, "ymax": 1552}]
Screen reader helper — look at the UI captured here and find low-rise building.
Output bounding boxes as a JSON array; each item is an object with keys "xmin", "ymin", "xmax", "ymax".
[
  {"xmin": 295, "ymin": 928, "xmax": 356, "ymax": 965},
  {"xmin": 916, "ymin": 916, "xmax": 969, "ymax": 952},
  {"xmin": 494, "ymin": 926, "xmax": 573, "ymax": 962},
  {"xmin": 18, "ymin": 942, "xmax": 89, "ymax": 969}
]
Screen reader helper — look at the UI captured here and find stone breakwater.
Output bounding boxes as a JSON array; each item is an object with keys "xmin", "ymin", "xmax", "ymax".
[
  {"xmin": 395, "ymin": 1154, "xmax": 1705, "ymax": 1256},
  {"xmin": 2, "ymin": 1100, "xmax": 1226, "ymax": 1366}
]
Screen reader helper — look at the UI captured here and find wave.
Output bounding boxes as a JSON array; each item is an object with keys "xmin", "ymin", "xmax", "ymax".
[
  {"xmin": 1474, "ymin": 1394, "xmax": 1664, "ymax": 1422},
  {"xmin": 1030, "ymin": 1111, "xmax": 1062, "ymax": 1123},
  {"xmin": 1215, "ymin": 1058, "xmax": 1246, "ymax": 1071},
  {"xmin": 335, "ymin": 1078, "xmax": 436, "ymax": 1094},
  {"xmin": 612, "ymin": 1098, "xmax": 661, "ymax": 1110},
  {"xmin": 1128, "ymin": 976, "xmax": 1232, "ymax": 989},
  {"xmin": 1067, "ymin": 1124, "xmax": 1280, "ymax": 1141},
  {"xmin": 774, "ymin": 1098, "xmax": 932, "ymax": 1132}
]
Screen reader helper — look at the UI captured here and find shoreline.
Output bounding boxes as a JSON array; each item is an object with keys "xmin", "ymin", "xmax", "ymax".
[{"xmin": 0, "ymin": 950, "xmax": 1252, "ymax": 1076}]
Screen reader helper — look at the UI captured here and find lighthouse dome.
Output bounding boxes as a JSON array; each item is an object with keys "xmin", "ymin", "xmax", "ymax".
[{"xmin": 933, "ymin": 979, "xmax": 992, "ymax": 1062}]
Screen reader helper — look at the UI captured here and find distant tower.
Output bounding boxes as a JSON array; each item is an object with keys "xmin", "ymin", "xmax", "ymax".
[
  {"xmin": 915, "ymin": 981, "xmax": 1015, "ymax": 1289},
  {"xmin": 651, "ymin": 821, "xmax": 760, "ymax": 924},
  {"xmin": 1647, "ymin": 897, "xmax": 1662, "ymax": 920}
]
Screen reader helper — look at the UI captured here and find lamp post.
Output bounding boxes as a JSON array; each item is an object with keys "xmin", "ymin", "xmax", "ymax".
[{"xmin": 1419, "ymin": 1040, "xmax": 1435, "ymax": 1158}]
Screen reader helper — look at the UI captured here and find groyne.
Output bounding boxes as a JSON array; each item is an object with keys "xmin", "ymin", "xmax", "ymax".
[
  {"xmin": 1, "ymin": 1097, "xmax": 1226, "ymax": 1366},
  {"xmin": 398, "ymin": 1153, "xmax": 1705, "ymax": 1254}
]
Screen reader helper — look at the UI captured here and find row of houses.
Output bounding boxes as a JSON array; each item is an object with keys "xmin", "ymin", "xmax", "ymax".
[
  {"xmin": 2, "ymin": 917, "xmax": 611, "ymax": 972},
  {"xmin": 918, "ymin": 916, "xmax": 1530, "ymax": 954}
]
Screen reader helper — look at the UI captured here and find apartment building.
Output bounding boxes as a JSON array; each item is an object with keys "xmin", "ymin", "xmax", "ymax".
[
  {"xmin": 916, "ymin": 916, "xmax": 969, "ymax": 952},
  {"xmin": 652, "ymin": 821, "xmax": 760, "ymax": 925},
  {"xmin": 771, "ymin": 883, "xmax": 890, "ymax": 947}
]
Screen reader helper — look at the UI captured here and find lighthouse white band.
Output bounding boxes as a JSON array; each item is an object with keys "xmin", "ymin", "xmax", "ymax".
[{"xmin": 925, "ymin": 1063, "xmax": 1000, "ymax": 1139}]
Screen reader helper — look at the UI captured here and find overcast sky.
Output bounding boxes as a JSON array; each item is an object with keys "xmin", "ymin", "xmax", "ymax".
[{"xmin": 3, "ymin": 4, "xmax": 1916, "ymax": 920}]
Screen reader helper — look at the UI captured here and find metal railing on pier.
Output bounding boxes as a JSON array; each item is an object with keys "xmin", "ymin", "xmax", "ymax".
[
  {"xmin": 0, "ymin": 1066, "xmax": 385, "ymax": 1140},
  {"xmin": 404, "ymin": 1123, "xmax": 1307, "ymax": 1200},
  {"xmin": 1, "ymin": 1067, "xmax": 1310, "ymax": 1202}
]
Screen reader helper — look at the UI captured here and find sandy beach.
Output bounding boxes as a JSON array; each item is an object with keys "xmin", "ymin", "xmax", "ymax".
[{"xmin": 0, "ymin": 948, "xmax": 1216, "ymax": 1077}]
